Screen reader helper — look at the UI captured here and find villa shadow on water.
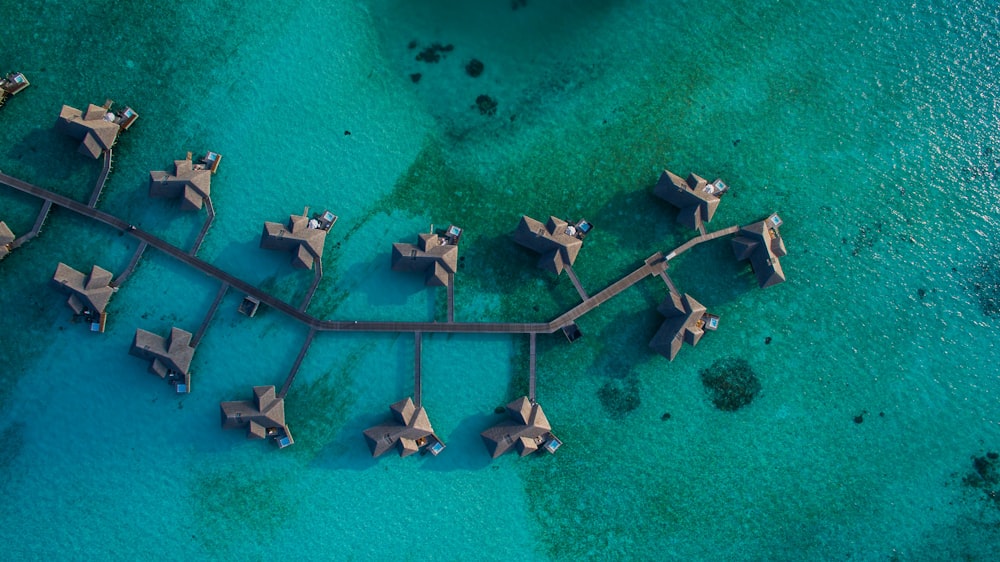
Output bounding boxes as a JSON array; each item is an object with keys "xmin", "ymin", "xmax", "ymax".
[
  {"xmin": 311, "ymin": 412, "xmax": 397, "ymax": 471},
  {"xmin": 340, "ymin": 254, "xmax": 430, "ymax": 308},
  {"xmin": 212, "ymin": 238, "xmax": 318, "ymax": 305},
  {"xmin": 420, "ymin": 412, "xmax": 504, "ymax": 471},
  {"xmin": 6, "ymin": 127, "xmax": 99, "ymax": 195},
  {"xmin": 666, "ymin": 237, "xmax": 753, "ymax": 308}
]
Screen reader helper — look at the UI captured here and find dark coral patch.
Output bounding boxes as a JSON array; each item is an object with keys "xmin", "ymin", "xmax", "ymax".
[
  {"xmin": 971, "ymin": 259, "xmax": 1000, "ymax": 316},
  {"xmin": 597, "ymin": 376, "xmax": 641, "ymax": 419},
  {"xmin": 699, "ymin": 357, "xmax": 761, "ymax": 411},
  {"xmin": 475, "ymin": 94, "xmax": 498, "ymax": 116},
  {"xmin": 416, "ymin": 43, "xmax": 454, "ymax": 63},
  {"xmin": 465, "ymin": 59, "xmax": 484, "ymax": 77},
  {"xmin": 962, "ymin": 452, "xmax": 1000, "ymax": 509}
]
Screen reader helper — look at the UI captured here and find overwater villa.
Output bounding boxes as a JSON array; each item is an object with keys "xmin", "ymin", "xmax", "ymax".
[
  {"xmin": 259, "ymin": 207, "xmax": 337, "ymax": 270},
  {"xmin": 649, "ymin": 292, "xmax": 718, "ymax": 361},
  {"xmin": 51, "ymin": 262, "xmax": 115, "ymax": 332},
  {"xmin": 390, "ymin": 227, "xmax": 461, "ymax": 287},
  {"xmin": 732, "ymin": 213, "xmax": 787, "ymax": 288},
  {"xmin": 129, "ymin": 327, "xmax": 195, "ymax": 393},
  {"xmin": 653, "ymin": 170, "xmax": 729, "ymax": 231},
  {"xmin": 148, "ymin": 151, "xmax": 221, "ymax": 211},
  {"xmin": 513, "ymin": 215, "xmax": 591, "ymax": 275},
  {"xmin": 220, "ymin": 385, "xmax": 294, "ymax": 448},
  {"xmin": 0, "ymin": 221, "xmax": 14, "ymax": 259},
  {"xmin": 481, "ymin": 396, "xmax": 561, "ymax": 458},
  {"xmin": 363, "ymin": 397, "xmax": 445, "ymax": 457},
  {"xmin": 0, "ymin": 72, "xmax": 29, "ymax": 104},
  {"xmin": 54, "ymin": 100, "xmax": 138, "ymax": 158}
]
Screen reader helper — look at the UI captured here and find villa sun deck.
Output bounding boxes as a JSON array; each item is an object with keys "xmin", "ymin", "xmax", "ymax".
[
  {"xmin": 733, "ymin": 213, "xmax": 787, "ymax": 288},
  {"xmin": 0, "ymin": 72, "xmax": 30, "ymax": 103},
  {"xmin": 260, "ymin": 207, "xmax": 337, "ymax": 270},
  {"xmin": 363, "ymin": 397, "xmax": 445, "ymax": 457},
  {"xmin": 50, "ymin": 262, "xmax": 115, "ymax": 332},
  {"xmin": 649, "ymin": 292, "xmax": 712, "ymax": 361},
  {"xmin": 654, "ymin": 170, "xmax": 729, "ymax": 232},
  {"xmin": 129, "ymin": 327, "xmax": 195, "ymax": 393},
  {"xmin": 221, "ymin": 386, "xmax": 294, "ymax": 448},
  {"xmin": 55, "ymin": 100, "xmax": 138, "ymax": 158},
  {"xmin": 0, "ymin": 221, "xmax": 15, "ymax": 260},
  {"xmin": 391, "ymin": 226, "xmax": 461, "ymax": 287},
  {"xmin": 513, "ymin": 215, "xmax": 591, "ymax": 276},
  {"xmin": 481, "ymin": 396, "xmax": 561, "ymax": 458},
  {"xmin": 148, "ymin": 151, "xmax": 222, "ymax": 211}
]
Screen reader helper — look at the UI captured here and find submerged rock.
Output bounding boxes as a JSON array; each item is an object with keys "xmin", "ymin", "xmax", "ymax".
[{"xmin": 699, "ymin": 357, "xmax": 761, "ymax": 411}]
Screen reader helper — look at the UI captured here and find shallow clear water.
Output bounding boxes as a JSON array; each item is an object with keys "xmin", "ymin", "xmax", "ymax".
[{"xmin": 3, "ymin": 0, "xmax": 1000, "ymax": 559}]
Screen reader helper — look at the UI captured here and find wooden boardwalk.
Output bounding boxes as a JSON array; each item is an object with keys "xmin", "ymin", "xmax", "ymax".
[
  {"xmin": 446, "ymin": 273, "xmax": 455, "ymax": 323},
  {"xmin": 1, "ymin": 172, "xmax": 739, "ymax": 338},
  {"xmin": 657, "ymin": 269, "xmax": 679, "ymax": 295},
  {"xmin": 189, "ymin": 195, "xmax": 214, "ymax": 257},
  {"xmin": 414, "ymin": 331, "xmax": 423, "ymax": 407},
  {"xmin": 549, "ymin": 253, "xmax": 668, "ymax": 331},
  {"xmin": 111, "ymin": 241, "xmax": 147, "ymax": 287},
  {"xmin": 666, "ymin": 226, "xmax": 738, "ymax": 261},
  {"xmin": 300, "ymin": 256, "xmax": 322, "ymax": 312},
  {"xmin": 10, "ymin": 199, "xmax": 52, "ymax": 250},
  {"xmin": 564, "ymin": 263, "xmax": 589, "ymax": 300},
  {"xmin": 88, "ymin": 149, "xmax": 113, "ymax": 208},
  {"xmin": 528, "ymin": 332, "xmax": 537, "ymax": 402},
  {"xmin": 278, "ymin": 328, "xmax": 317, "ymax": 399},
  {"xmin": 191, "ymin": 282, "xmax": 229, "ymax": 347}
]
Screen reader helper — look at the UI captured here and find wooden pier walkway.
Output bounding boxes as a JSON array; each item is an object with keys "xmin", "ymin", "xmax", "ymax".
[
  {"xmin": 278, "ymin": 328, "xmax": 317, "ymax": 399},
  {"xmin": 189, "ymin": 195, "xmax": 214, "ymax": 257},
  {"xmin": 666, "ymin": 226, "xmax": 739, "ymax": 261},
  {"xmin": 88, "ymin": 149, "xmax": 113, "ymax": 208},
  {"xmin": 414, "ymin": 331, "xmax": 423, "ymax": 407},
  {"xmin": 657, "ymin": 269, "xmax": 679, "ymax": 295},
  {"xmin": 10, "ymin": 199, "xmax": 52, "ymax": 250},
  {"xmin": 528, "ymin": 333, "xmax": 537, "ymax": 402},
  {"xmin": 191, "ymin": 281, "xmax": 229, "ymax": 347},
  {"xmin": 564, "ymin": 263, "xmax": 589, "ymax": 301},
  {"xmin": 0, "ymin": 171, "xmax": 739, "ymax": 338},
  {"xmin": 447, "ymin": 273, "xmax": 455, "ymax": 323},
  {"xmin": 111, "ymin": 241, "xmax": 147, "ymax": 288},
  {"xmin": 549, "ymin": 253, "xmax": 668, "ymax": 331},
  {"xmin": 300, "ymin": 256, "xmax": 322, "ymax": 312}
]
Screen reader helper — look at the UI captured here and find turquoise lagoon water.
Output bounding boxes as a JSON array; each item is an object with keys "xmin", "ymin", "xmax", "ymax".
[{"xmin": 3, "ymin": 0, "xmax": 1000, "ymax": 559}]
